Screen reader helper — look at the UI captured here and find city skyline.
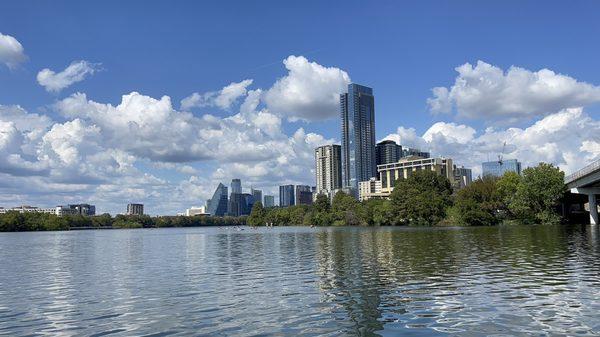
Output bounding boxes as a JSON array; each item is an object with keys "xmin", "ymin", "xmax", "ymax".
[{"xmin": 1, "ymin": 1, "xmax": 599, "ymax": 215}]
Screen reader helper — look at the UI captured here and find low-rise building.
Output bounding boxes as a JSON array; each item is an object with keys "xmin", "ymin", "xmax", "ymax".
[
  {"xmin": 0, "ymin": 205, "xmax": 77, "ymax": 216},
  {"xmin": 69, "ymin": 204, "xmax": 96, "ymax": 216},
  {"xmin": 378, "ymin": 156, "xmax": 454, "ymax": 194},
  {"xmin": 185, "ymin": 206, "xmax": 209, "ymax": 216},
  {"xmin": 358, "ymin": 177, "xmax": 388, "ymax": 201},
  {"xmin": 127, "ymin": 203, "xmax": 144, "ymax": 215}
]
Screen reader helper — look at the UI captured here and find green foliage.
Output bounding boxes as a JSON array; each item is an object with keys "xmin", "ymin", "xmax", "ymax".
[
  {"xmin": 496, "ymin": 171, "xmax": 522, "ymax": 216},
  {"xmin": 509, "ymin": 163, "xmax": 567, "ymax": 224},
  {"xmin": 389, "ymin": 170, "xmax": 453, "ymax": 226},
  {"xmin": 247, "ymin": 202, "xmax": 266, "ymax": 226},
  {"xmin": 454, "ymin": 176, "xmax": 502, "ymax": 226}
]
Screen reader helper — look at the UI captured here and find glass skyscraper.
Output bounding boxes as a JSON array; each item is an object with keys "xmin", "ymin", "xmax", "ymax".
[
  {"xmin": 279, "ymin": 185, "xmax": 295, "ymax": 207},
  {"xmin": 340, "ymin": 83, "xmax": 376, "ymax": 194},
  {"xmin": 207, "ymin": 183, "xmax": 228, "ymax": 216},
  {"xmin": 230, "ymin": 178, "xmax": 242, "ymax": 195},
  {"xmin": 482, "ymin": 159, "xmax": 522, "ymax": 177}
]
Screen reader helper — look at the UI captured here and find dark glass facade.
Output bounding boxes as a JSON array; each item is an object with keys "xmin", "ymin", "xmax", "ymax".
[
  {"xmin": 341, "ymin": 83, "xmax": 376, "ymax": 194},
  {"xmin": 279, "ymin": 185, "xmax": 295, "ymax": 207},
  {"xmin": 207, "ymin": 183, "xmax": 228, "ymax": 216},
  {"xmin": 482, "ymin": 159, "xmax": 522, "ymax": 177},
  {"xmin": 376, "ymin": 140, "xmax": 402, "ymax": 166}
]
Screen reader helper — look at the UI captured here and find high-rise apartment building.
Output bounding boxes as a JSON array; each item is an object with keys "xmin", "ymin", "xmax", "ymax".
[
  {"xmin": 127, "ymin": 203, "xmax": 144, "ymax": 215},
  {"xmin": 482, "ymin": 159, "xmax": 522, "ymax": 177},
  {"xmin": 263, "ymin": 195, "xmax": 275, "ymax": 208},
  {"xmin": 207, "ymin": 183, "xmax": 228, "ymax": 216},
  {"xmin": 315, "ymin": 144, "xmax": 342, "ymax": 195},
  {"xmin": 230, "ymin": 178, "xmax": 242, "ymax": 195},
  {"xmin": 295, "ymin": 185, "xmax": 313, "ymax": 205},
  {"xmin": 376, "ymin": 140, "xmax": 402, "ymax": 166},
  {"xmin": 341, "ymin": 83, "xmax": 376, "ymax": 194},
  {"xmin": 279, "ymin": 185, "xmax": 295, "ymax": 207}
]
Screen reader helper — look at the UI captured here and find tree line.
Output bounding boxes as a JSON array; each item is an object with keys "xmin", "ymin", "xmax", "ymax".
[
  {"xmin": 0, "ymin": 162, "xmax": 568, "ymax": 232},
  {"xmin": 247, "ymin": 162, "xmax": 568, "ymax": 227}
]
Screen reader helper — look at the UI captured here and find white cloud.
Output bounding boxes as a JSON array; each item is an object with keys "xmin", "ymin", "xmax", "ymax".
[
  {"xmin": 264, "ymin": 55, "xmax": 351, "ymax": 122},
  {"xmin": 181, "ymin": 79, "xmax": 253, "ymax": 110},
  {"xmin": 0, "ymin": 32, "xmax": 26, "ymax": 69},
  {"xmin": 384, "ymin": 108, "xmax": 600, "ymax": 177},
  {"xmin": 37, "ymin": 60, "xmax": 101, "ymax": 92},
  {"xmin": 428, "ymin": 60, "xmax": 600, "ymax": 123}
]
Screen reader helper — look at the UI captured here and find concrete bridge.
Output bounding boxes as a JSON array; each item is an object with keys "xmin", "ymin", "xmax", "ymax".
[{"xmin": 566, "ymin": 158, "xmax": 600, "ymax": 225}]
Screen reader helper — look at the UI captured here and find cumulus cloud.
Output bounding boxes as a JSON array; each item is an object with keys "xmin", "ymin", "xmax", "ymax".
[
  {"xmin": 181, "ymin": 79, "xmax": 253, "ymax": 110},
  {"xmin": 427, "ymin": 60, "xmax": 600, "ymax": 123},
  {"xmin": 37, "ymin": 60, "xmax": 101, "ymax": 92},
  {"xmin": 264, "ymin": 55, "xmax": 351, "ymax": 122},
  {"xmin": 0, "ymin": 32, "xmax": 26, "ymax": 69},
  {"xmin": 383, "ymin": 108, "xmax": 600, "ymax": 176}
]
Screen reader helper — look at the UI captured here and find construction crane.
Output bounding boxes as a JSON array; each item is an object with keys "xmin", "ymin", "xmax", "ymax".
[{"xmin": 498, "ymin": 141, "xmax": 506, "ymax": 165}]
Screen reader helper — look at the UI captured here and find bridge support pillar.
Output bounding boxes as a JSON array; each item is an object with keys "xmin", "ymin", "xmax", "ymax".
[{"xmin": 590, "ymin": 193, "xmax": 598, "ymax": 225}]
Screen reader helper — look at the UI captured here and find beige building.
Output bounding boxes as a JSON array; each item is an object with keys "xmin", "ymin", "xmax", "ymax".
[
  {"xmin": 358, "ymin": 178, "xmax": 389, "ymax": 201},
  {"xmin": 378, "ymin": 156, "xmax": 454, "ymax": 194},
  {"xmin": 315, "ymin": 144, "xmax": 342, "ymax": 197}
]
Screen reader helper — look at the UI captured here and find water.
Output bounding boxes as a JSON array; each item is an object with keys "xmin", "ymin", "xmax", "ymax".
[{"xmin": 1, "ymin": 225, "xmax": 599, "ymax": 337}]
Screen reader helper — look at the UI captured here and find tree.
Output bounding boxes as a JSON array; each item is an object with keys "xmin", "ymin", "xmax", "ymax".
[
  {"xmin": 247, "ymin": 202, "xmax": 266, "ymax": 226},
  {"xmin": 331, "ymin": 191, "xmax": 362, "ymax": 226},
  {"xmin": 389, "ymin": 170, "xmax": 453, "ymax": 226},
  {"xmin": 496, "ymin": 171, "xmax": 522, "ymax": 217},
  {"xmin": 454, "ymin": 176, "xmax": 502, "ymax": 226},
  {"xmin": 510, "ymin": 163, "xmax": 566, "ymax": 224}
]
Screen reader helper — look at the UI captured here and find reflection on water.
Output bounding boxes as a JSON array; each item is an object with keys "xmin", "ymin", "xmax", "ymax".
[{"xmin": 0, "ymin": 225, "xmax": 599, "ymax": 336}]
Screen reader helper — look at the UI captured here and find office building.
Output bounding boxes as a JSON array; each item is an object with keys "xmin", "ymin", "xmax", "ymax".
[
  {"xmin": 378, "ymin": 157, "xmax": 454, "ymax": 194},
  {"xmin": 315, "ymin": 144, "xmax": 342, "ymax": 195},
  {"xmin": 341, "ymin": 83, "xmax": 376, "ymax": 194},
  {"xmin": 263, "ymin": 195, "xmax": 275, "ymax": 208},
  {"xmin": 453, "ymin": 166, "xmax": 473, "ymax": 190},
  {"xmin": 207, "ymin": 183, "xmax": 228, "ymax": 216},
  {"xmin": 185, "ymin": 206, "xmax": 209, "ymax": 216},
  {"xmin": 482, "ymin": 159, "xmax": 522, "ymax": 177},
  {"xmin": 376, "ymin": 140, "xmax": 402, "ymax": 166},
  {"xmin": 279, "ymin": 185, "xmax": 295, "ymax": 207},
  {"xmin": 295, "ymin": 185, "xmax": 313, "ymax": 205},
  {"xmin": 69, "ymin": 204, "xmax": 96, "ymax": 216},
  {"xmin": 358, "ymin": 178, "xmax": 386, "ymax": 201},
  {"xmin": 251, "ymin": 188, "xmax": 263, "ymax": 205},
  {"xmin": 402, "ymin": 147, "xmax": 430, "ymax": 159},
  {"xmin": 230, "ymin": 178, "xmax": 242, "ymax": 195},
  {"xmin": 126, "ymin": 203, "xmax": 144, "ymax": 215},
  {"xmin": 228, "ymin": 193, "xmax": 254, "ymax": 217}
]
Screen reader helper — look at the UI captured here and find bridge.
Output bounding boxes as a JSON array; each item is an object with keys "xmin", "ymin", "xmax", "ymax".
[{"xmin": 566, "ymin": 158, "xmax": 600, "ymax": 225}]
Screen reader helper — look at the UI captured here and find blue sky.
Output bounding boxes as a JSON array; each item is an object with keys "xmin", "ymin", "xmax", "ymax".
[{"xmin": 1, "ymin": 1, "xmax": 599, "ymax": 214}]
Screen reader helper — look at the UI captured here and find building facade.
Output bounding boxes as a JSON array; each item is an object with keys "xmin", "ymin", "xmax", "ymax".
[
  {"xmin": 230, "ymin": 178, "xmax": 242, "ymax": 195},
  {"xmin": 402, "ymin": 147, "xmax": 430, "ymax": 159},
  {"xmin": 251, "ymin": 188, "xmax": 263, "ymax": 206},
  {"xmin": 358, "ymin": 178, "xmax": 386, "ymax": 201},
  {"xmin": 207, "ymin": 183, "xmax": 228, "ymax": 216},
  {"xmin": 482, "ymin": 159, "xmax": 522, "ymax": 177},
  {"xmin": 340, "ymin": 83, "xmax": 376, "ymax": 195},
  {"xmin": 69, "ymin": 204, "xmax": 96, "ymax": 216},
  {"xmin": 0, "ymin": 205, "xmax": 77, "ymax": 216},
  {"xmin": 126, "ymin": 203, "xmax": 144, "ymax": 215},
  {"xmin": 279, "ymin": 185, "xmax": 295, "ymax": 207},
  {"xmin": 453, "ymin": 166, "xmax": 473, "ymax": 190},
  {"xmin": 375, "ymin": 140, "xmax": 402, "ymax": 166},
  {"xmin": 378, "ymin": 157, "xmax": 454, "ymax": 194},
  {"xmin": 315, "ymin": 144, "xmax": 342, "ymax": 196},
  {"xmin": 263, "ymin": 195, "xmax": 275, "ymax": 208},
  {"xmin": 185, "ymin": 206, "xmax": 209, "ymax": 216},
  {"xmin": 295, "ymin": 185, "xmax": 313, "ymax": 205},
  {"xmin": 228, "ymin": 193, "xmax": 254, "ymax": 217}
]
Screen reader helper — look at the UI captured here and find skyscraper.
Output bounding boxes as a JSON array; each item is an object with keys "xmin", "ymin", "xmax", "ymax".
[
  {"xmin": 228, "ymin": 193, "xmax": 254, "ymax": 216},
  {"xmin": 315, "ymin": 144, "xmax": 342, "ymax": 195},
  {"xmin": 207, "ymin": 183, "xmax": 228, "ymax": 216},
  {"xmin": 482, "ymin": 159, "xmax": 522, "ymax": 177},
  {"xmin": 295, "ymin": 185, "xmax": 313, "ymax": 205},
  {"xmin": 263, "ymin": 195, "xmax": 275, "ymax": 208},
  {"xmin": 251, "ymin": 188, "xmax": 263, "ymax": 205},
  {"xmin": 230, "ymin": 178, "xmax": 242, "ymax": 195},
  {"xmin": 341, "ymin": 83, "xmax": 376, "ymax": 194},
  {"xmin": 279, "ymin": 185, "xmax": 295, "ymax": 207},
  {"xmin": 375, "ymin": 140, "xmax": 402, "ymax": 165}
]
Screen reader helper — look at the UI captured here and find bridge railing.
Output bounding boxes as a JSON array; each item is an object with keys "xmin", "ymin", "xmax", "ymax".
[{"xmin": 565, "ymin": 158, "xmax": 600, "ymax": 184}]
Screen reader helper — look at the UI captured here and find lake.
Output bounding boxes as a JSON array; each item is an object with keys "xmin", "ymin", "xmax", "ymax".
[{"xmin": 1, "ymin": 225, "xmax": 599, "ymax": 336}]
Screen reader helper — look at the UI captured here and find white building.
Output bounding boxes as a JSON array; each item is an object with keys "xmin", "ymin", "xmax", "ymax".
[
  {"xmin": 0, "ymin": 205, "xmax": 77, "ymax": 216},
  {"xmin": 315, "ymin": 144, "xmax": 342, "ymax": 198},
  {"xmin": 358, "ymin": 178, "xmax": 388, "ymax": 201},
  {"xmin": 185, "ymin": 206, "xmax": 209, "ymax": 216}
]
